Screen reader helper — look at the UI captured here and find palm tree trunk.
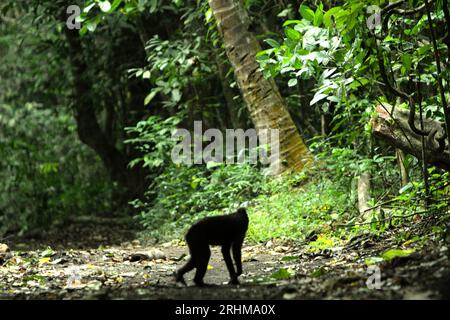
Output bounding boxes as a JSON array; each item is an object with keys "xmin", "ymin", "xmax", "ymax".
[{"xmin": 208, "ymin": 0, "xmax": 313, "ymax": 174}]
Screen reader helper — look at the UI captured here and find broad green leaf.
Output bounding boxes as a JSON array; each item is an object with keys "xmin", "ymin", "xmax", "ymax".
[
  {"xmin": 285, "ymin": 27, "xmax": 301, "ymax": 41},
  {"xmin": 323, "ymin": 6, "xmax": 342, "ymax": 28},
  {"xmin": 265, "ymin": 39, "xmax": 281, "ymax": 48},
  {"xmin": 299, "ymin": 5, "xmax": 315, "ymax": 22},
  {"xmin": 282, "ymin": 20, "xmax": 302, "ymax": 27},
  {"xmin": 288, "ymin": 78, "xmax": 298, "ymax": 87},
  {"xmin": 314, "ymin": 7, "xmax": 323, "ymax": 26}
]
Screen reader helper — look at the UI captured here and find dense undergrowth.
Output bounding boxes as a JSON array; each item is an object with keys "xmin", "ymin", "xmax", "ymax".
[{"xmin": 131, "ymin": 133, "xmax": 450, "ymax": 245}]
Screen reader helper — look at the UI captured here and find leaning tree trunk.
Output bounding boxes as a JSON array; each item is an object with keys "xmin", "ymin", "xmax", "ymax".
[
  {"xmin": 372, "ymin": 104, "xmax": 450, "ymax": 171},
  {"xmin": 208, "ymin": 0, "xmax": 313, "ymax": 174}
]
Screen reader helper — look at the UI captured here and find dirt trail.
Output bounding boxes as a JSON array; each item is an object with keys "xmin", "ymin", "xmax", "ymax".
[{"xmin": 0, "ymin": 218, "xmax": 449, "ymax": 300}]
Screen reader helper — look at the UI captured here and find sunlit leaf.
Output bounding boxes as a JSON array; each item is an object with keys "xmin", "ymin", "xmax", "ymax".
[
  {"xmin": 382, "ymin": 249, "xmax": 415, "ymax": 262},
  {"xmin": 99, "ymin": 1, "xmax": 111, "ymax": 13}
]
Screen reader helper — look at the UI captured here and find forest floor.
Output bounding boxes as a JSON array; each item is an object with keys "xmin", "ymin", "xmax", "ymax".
[{"xmin": 0, "ymin": 216, "xmax": 449, "ymax": 300}]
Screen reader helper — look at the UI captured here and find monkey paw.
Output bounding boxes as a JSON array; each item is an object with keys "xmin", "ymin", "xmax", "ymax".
[
  {"xmin": 174, "ymin": 272, "xmax": 187, "ymax": 286},
  {"xmin": 228, "ymin": 278, "xmax": 240, "ymax": 285}
]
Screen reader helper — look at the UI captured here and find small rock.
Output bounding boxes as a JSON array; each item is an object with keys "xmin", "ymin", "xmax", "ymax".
[
  {"xmin": 132, "ymin": 240, "xmax": 141, "ymax": 247},
  {"xmin": 121, "ymin": 241, "xmax": 131, "ymax": 247},
  {"xmin": 162, "ymin": 240, "xmax": 180, "ymax": 248},
  {"xmin": 121, "ymin": 272, "xmax": 137, "ymax": 278},
  {"xmin": 274, "ymin": 246, "xmax": 289, "ymax": 253},
  {"xmin": 129, "ymin": 253, "xmax": 149, "ymax": 262},
  {"xmin": 0, "ymin": 243, "xmax": 9, "ymax": 253},
  {"xmin": 149, "ymin": 249, "xmax": 166, "ymax": 260},
  {"xmin": 283, "ymin": 292, "xmax": 298, "ymax": 300},
  {"xmin": 128, "ymin": 249, "xmax": 166, "ymax": 262}
]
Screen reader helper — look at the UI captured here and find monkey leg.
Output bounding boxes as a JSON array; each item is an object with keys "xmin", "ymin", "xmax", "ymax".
[
  {"xmin": 175, "ymin": 258, "xmax": 196, "ymax": 285},
  {"xmin": 232, "ymin": 240, "xmax": 243, "ymax": 276},
  {"xmin": 193, "ymin": 245, "xmax": 211, "ymax": 286},
  {"xmin": 221, "ymin": 244, "xmax": 239, "ymax": 284},
  {"xmin": 176, "ymin": 234, "xmax": 204, "ymax": 285}
]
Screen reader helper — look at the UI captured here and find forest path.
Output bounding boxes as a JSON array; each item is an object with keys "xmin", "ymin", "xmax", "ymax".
[{"xmin": 1, "ymin": 217, "xmax": 449, "ymax": 299}]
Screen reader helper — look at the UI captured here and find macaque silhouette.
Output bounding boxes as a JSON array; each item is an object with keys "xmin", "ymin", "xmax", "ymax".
[{"xmin": 175, "ymin": 208, "xmax": 249, "ymax": 286}]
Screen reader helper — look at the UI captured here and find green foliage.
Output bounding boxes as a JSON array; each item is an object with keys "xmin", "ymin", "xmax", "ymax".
[
  {"xmin": 79, "ymin": 0, "xmax": 186, "ymax": 35},
  {"xmin": 259, "ymin": 0, "xmax": 449, "ymax": 126},
  {"xmin": 257, "ymin": 5, "xmax": 374, "ymax": 116},
  {"xmin": 250, "ymin": 0, "xmax": 450, "ymax": 241},
  {"xmin": 0, "ymin": 104, "xmax": 113, "ymax": 236},
  {"xmin": 129, "ymin": 35, "xmax": 213, "ymax": 109},
  {"xmin": 125, "ymin": 115, "xmax": 181, "ymax": 169},
  {"xmin": 247, "ymin": 165, "xmax": 356, "ymax": 243},
  {"xmin": 133, "ymin": 163, "xmax": 265, "ymax": 241}
]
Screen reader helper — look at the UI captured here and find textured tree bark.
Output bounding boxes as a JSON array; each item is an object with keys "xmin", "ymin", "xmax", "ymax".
[
  {"xmin": 64, "ymin": 27, "xmax": 145, "ymax": 200},
  {"xmin": 372, "ymin": 105, "xmax": 450, "ymax": 171},
  {"xmin": 208, "ymin": 0, "xmax": 313, "ymax": 174}
]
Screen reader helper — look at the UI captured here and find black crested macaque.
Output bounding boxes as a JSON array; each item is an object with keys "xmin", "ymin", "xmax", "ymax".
[{"xmin": 175, "ymin": 208, "xmax": 249, "ymax": 286}]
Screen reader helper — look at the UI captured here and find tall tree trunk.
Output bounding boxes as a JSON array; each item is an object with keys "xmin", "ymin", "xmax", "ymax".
[
  {"xmin": 64, "ymin": 27, "xmax": 145, "ymax": 200},
  {"xmin": 208, "ymin": 0, "xmax": 313, "ymax": 174}
]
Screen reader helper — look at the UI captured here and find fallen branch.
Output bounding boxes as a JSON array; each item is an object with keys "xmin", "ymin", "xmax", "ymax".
[{"xmin": 372, "ymin": 105, "xmax": 449, "ymax": 170}]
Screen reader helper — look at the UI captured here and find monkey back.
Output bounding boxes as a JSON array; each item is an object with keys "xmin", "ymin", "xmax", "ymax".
[{"xmin": 185, "ymin": 209, "xmax": 248, "ymax": 246}]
